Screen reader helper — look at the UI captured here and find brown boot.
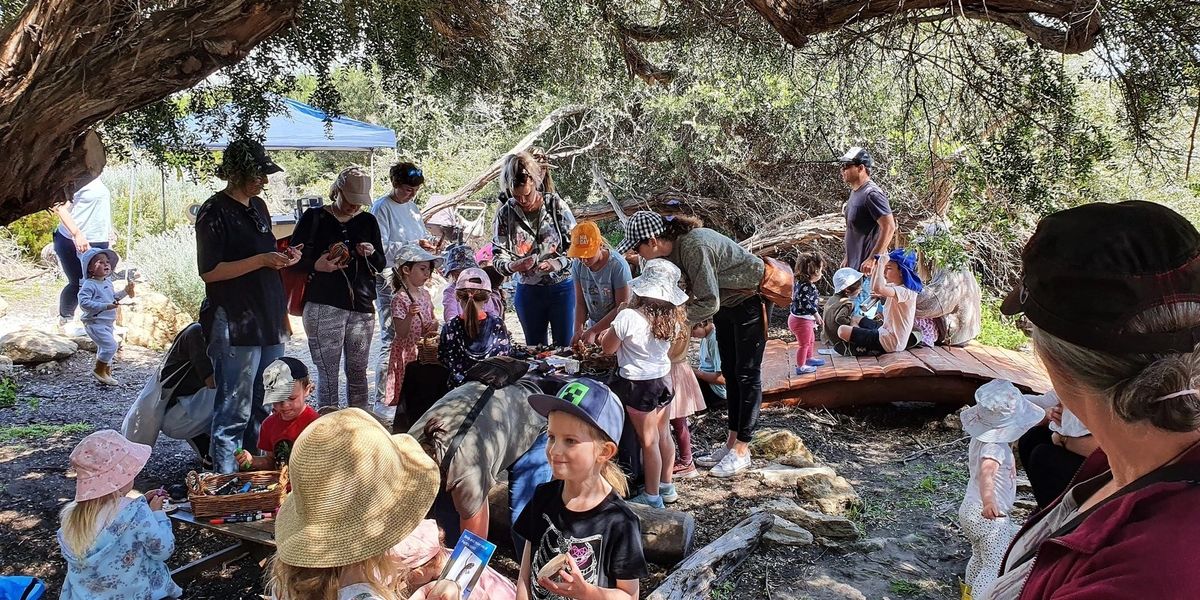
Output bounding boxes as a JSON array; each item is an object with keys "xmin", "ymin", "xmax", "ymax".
[{"xmin": 92, "ymin": 361, "xmax": 119, "ymax": 386}]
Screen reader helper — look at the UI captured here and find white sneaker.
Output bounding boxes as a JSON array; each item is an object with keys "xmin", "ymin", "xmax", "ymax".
[
  {"xmin": 373, "ymin": 400, "xmax": 397, "ymax": 422},
  {"xmin": 694, "ymin": 447, "xmax": 731, "ymax": 468},
  {"xmin": 709, "ymin": 450, "xmax": 750, "ymax": 478}
]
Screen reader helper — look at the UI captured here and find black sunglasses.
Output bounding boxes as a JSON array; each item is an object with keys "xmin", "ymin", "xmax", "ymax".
[
  {"xmin": 245, "ymin": 205, "xmax": 269, "ymax": 234},
  {"xmin": 408, "ymin": 167, "xmax": 423, "ymax": 178},
  {"xmin": 840, "ymin": 163, "xmax": 860, "ymax": 171},
  {"xmin": 513, "ymin": 170, "xmax": 530, "ymax": 186}
]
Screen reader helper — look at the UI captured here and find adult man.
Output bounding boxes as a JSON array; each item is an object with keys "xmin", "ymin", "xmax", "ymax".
[
  {"xmin": 838, "ymin": 147, "xmax": 896, "ymax": 314},
  {"xmin": 371, "ymin": 162, "xmax": 433, "ymax": 413}
]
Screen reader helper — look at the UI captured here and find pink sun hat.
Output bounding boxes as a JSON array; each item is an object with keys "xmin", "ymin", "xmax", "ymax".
[
  {"xmin": 388, "ymin": 519, "xmax": 442, "ymax": 569},
  {"xmin": 70, "ymin": 429, "xmax": 151, "ymax": 502}
]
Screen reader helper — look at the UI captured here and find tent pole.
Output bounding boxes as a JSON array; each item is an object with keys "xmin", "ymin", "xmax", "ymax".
[
  {"xmin": 160, "ymin": 168, "xmax": 167, "ymax": 231},
  {"xmin": 127, "ymin": 165, "xmax": 136, "ymax": 260},
  {"xmin": 369, "ymin": 150, "xmax": 375, "ymax": 195}
]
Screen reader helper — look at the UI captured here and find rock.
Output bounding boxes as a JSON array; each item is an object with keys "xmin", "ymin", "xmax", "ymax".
[
  {"xmin": 763, "ymin": 515, "xmax": 814, "ymax": 546},
  {"xmin": 753, "ymin": 498, "xmax": 860, "ymax": 540},
  {"xmin": 752, "ymin": 464, "xmax": 837, "ymax": 488},
  {"xmin": 1016, "ymin": 475, "xmax": 1033, "ymax": 494},
  {"xmin": 70, "ymin": 336, "xmax": 98, "ymax": 353},
  {"xmin": 777, "ymin": 453, "xmax": 819, "ymax": 468},
  {"xmin": 0, "ymin": 355, "xmax": 12, "ymax": 375},
  {"xmin": 116, "ymin": 290, "xmax": 192, "ymax": 350},
  {"xmin": 794, "ymin": 469, "xmax": 862, "ymax": 516},
  {"xmin": 1014, "ymin": 498, "xmax": 1038, "ymax": 511},
  {"xmin": 776, "ymin": 576, "xmax": 868, "ymax": 600},
  {"xmin": 849, "ymin": 537, "xmax": 887, "ymax": 553},
  {"xmin": 749, "ymin": 428, "xmax": 814, "ymax": 462},
  {"xmin": 39, "ymin": 243, "xmax": 58, "ymax": 269},
  {"xmin": 0, "ymin": 329, "xmax": 78, "ymax": 364},
  {"xmin": 943, "ymin": 406, "xmax": 967, "ymax": 430},
  {"xmin": 34, "ymin": 360, "xmax": 64, "ymax": 375}
]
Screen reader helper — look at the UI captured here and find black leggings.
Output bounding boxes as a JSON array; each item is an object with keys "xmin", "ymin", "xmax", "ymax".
[
  {"xmin": 1017, "ymin": 424, "xmax": 1086, "ymax": 509},
  {"xmin": 713, "ymin": 296, "xmax": 767, "ymax": 444}
]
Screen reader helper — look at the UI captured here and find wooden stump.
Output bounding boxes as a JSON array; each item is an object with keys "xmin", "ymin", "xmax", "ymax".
[{"xmin": 648, "ymin": 511, "xmax": 774, "ymax": 600}]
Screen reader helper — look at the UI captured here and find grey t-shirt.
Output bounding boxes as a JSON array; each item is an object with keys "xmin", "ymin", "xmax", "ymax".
[
  {"xmin": 570, "ymin": 251, "xmax": 632, "ymax": 325},
  {"xmin": 408, "ymin": 380, "xmax": 547, "ymax": 518},
  {"xmin": 843, "ymin": 181, "xmax": 892, "ymax": 271}
]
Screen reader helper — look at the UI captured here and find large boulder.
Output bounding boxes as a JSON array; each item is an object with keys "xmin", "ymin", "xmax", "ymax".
[
  {"xmin": 0, "ymin": 329, "xmax": 77, "ymax": 364},
  {"xmin": 117, "ymin": 289, "xmax": 192, "ymax": 350},
  {"xmin": 775, "ymin": 576, "xmax": 868, "ymax": 600},
  {"xmin": 750, "ymin": 428, "xmax": 815, "ymax": 462},
  {"xmin": 752, "ymin": 498, "xmax": 860, "ymax": 540},
  {"xmin": 795, "ymin": 469, "xmax": 862, "ymax": 516},
  {"xmin": 71, "ymin": 336, "xmax": 98, "ymax": 353},
  {"xmin": 752, "ymin": 464, "xmax": 837, "ymax": 488}
]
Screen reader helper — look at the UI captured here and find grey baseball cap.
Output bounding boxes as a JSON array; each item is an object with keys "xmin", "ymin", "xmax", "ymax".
[
  {"xmin": 262, "ymin": 357, "xmax": 309, "ymax": 405},
  {"xmin": 528, "ymin": 378, "xmax": 625, "ymax": 444}
]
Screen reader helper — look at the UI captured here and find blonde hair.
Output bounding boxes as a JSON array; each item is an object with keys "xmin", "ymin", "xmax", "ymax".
[
  {"xmin": 553, "ymin": 411, "xmax": 629, "ymax": 497},
  {"xmin": 59, "ymin": 492, "xmax": 122, "ymax": 562},
  {"xmin": 498, "ymin": 152, "xmax": 547, "ymax": 196},
  {"xmin": 267, "ymin": 554, "xmax": 410, "ymax": 600}
]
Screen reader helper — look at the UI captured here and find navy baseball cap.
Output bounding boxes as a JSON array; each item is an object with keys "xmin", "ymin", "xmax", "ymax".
[{"xmin": 528, "ymin": 378, "xmax": 624, "ymax": 444}]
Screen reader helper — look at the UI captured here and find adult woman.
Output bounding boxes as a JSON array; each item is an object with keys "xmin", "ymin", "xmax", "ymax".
[
  {"xmin": 291, "ymin": 166, "xmax": 385, "ymax": 410},
  {"xmin": 195, "ymin": 139, "xmax": 299, "ymax": 475},
  {"xmin": 615, "ymin": 211, "xmax": 765, "ymax": 478},
  {"xmin": 52, "ymin": 175, "xmax": 112, "ymax": 327},
  {"xmin": 491, "ymin": 151, "xmax": 577, "ymax": 346},
  {"xmin": 569, "ymin": 221, "xmax": 632, "ymax": 346},
  {"xmin": 986, "ymin": 201, "xmax": 1200, "ymax": 599}
]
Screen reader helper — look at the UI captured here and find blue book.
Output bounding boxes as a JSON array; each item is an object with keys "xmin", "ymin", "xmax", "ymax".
[{"xmin": 439, "ymin": 530, "xmax": 496, "ymax": 599}]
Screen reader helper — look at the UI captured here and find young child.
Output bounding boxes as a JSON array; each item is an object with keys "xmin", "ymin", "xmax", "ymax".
[
  {"xmin": 518, "ymin": 378, "xmax": 647, "ymax": 600},
  {"xmin": 837, "ymin": 249, "xmax": 922, "ymax": 355},
  {"xmin": 390, "ymin": 519, "xmax": 516, "ymax": 600},
  {"xmin": 958, "ymin": 379, "xmax": 1045, "ymax": 599},
  {"xmin": 822, "ymin": 268, "xmax": 863, "ymax": 352},
  {"xmin": 692, "ymin": 325, "xmax": 727, "ymax": 410},
  {"xmin": 385, "ymin": 243, "xmax": 443, "ymax": 431},
  {"xmin": 789, "ymin": 251, "xmax": 825, "ymax": 374},
  {"xmin": 668, "ymin": 319, "xmax": 705, "ymax": 481},
  {"xmin": 58, "ymin": 430, "xmax": 180, "ymax": 600},
  {"xmin": 234, "ymin": 357, "xmax": 319, "ymax": 471},
  {"xmin": 77, "ymin": 248, "xmax": 134, "ymax": 386},
  {"xmin": 599, "ymin": 258, "xmax": 687, "ymax": 508},
  {"xmin": 439, "ymin": 267, "xmax": 512, "ymax": 386}
]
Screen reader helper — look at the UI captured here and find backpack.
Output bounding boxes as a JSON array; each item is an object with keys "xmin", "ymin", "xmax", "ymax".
[{"xmin": 0, "ymin": 577, "xmax": 45, "ymax": 600}]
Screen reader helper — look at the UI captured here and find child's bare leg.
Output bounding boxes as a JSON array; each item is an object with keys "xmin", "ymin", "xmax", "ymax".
[
  {"xmin": 627, "ymin": 407, "xmax": 661, "ymax": 495},
  {"xmin": 838, "ymin": 325, "xmax": 854, "ymax": 341},
  {"xmin": 657, "ymin": 408, "xmax": 675, "ymax": 485}
]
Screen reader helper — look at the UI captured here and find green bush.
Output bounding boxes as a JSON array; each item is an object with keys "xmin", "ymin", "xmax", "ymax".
[
  {"xmin": 134, "ymin": 225, "xmax": 206, "ymax": 318},
  {"xmin": 6, "ymin": 210, "xmax": 57, "ymax": 258},
  {"xmin": 978, "ymin": 300, "xmax": 1028, "ymax": 351}
]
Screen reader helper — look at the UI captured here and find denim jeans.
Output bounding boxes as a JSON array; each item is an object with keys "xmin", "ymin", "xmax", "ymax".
[
  {"xmin": 432, "ymin": 431, "xmax": 552, "ymax": 557},
  {"xmin": 374, "ymin": 273, "xmax": 394, "ymax": 405},
  {"xmin": 54, "ymin": 230, "xmax": 108, "ymax": 319},
  {"xmin": 514, "ymin": 279, "xmax": 575, "ymax": 346},
  {"xmin": 207, "ymin": 308, "xmax": 285, "ymax": 474}
]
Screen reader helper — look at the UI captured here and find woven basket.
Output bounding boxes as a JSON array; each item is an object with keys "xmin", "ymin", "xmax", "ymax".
[
  {"xmin": 186, "ymin": 469, "xmax": 287, "ymax": 518},
  {"xmin": 417, "ymin": 335, "xmax": 440, "ymax": 365}
]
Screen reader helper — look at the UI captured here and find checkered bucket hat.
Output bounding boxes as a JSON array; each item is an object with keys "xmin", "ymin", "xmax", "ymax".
[{"xmin": 615, "ymin": 211, "xmax": 667, "ymax": 254}]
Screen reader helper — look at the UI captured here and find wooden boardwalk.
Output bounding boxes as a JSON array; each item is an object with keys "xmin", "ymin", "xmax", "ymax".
[{"xmin": 761, "ymin": 340, "xmax": 1052, "ymax": 409}]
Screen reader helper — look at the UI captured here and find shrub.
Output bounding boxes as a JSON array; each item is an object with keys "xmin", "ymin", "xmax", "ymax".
[
  {"xmin": 134, "ymin": 226, "xmax": 206, "ymax": 318},
  {"xmin": 6, "ymin": 210, "xmax": 56, "ymax": 259},
  {"xmin": 977, "ymin": 299, "xmax": 1028, "ymax": 351}
]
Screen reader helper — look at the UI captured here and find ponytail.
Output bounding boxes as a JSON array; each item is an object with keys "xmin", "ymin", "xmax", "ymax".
[
  {"xmin": 601, "ymin": 460, "xmax": 629, "ymax": 498},
  {"xmin": 457, "ymin": 289, "xmax": 490, "ymax": 339}
]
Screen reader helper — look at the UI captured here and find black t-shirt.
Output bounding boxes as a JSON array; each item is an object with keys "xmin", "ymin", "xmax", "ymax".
[
  {"xmin": 514, "ymin": 480, "xmax": 647, "ymax": 599},
  {"xmin": 159, "ymin": 323, "xmax": 213, "ymax": 401},
  {"xmin": 291, "ymin": 207, "xmax": 385, "ymax": 313},
  {"xmin": 195, "ymin": 192, "xmax": 287, "ymax": 346}
]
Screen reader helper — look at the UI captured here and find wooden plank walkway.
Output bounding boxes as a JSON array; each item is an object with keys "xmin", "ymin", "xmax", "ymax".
[{"xmin": 762, "ymin": 339, "xmax": 1051, "ymax": 408}]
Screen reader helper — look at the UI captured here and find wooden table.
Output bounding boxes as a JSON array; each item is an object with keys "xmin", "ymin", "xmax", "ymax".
[{"xmin": 169, "ymin": 506, "xmax": 276, "ymax": 585}]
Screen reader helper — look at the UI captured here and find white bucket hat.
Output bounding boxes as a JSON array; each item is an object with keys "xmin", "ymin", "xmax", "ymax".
[
  {"xmin": 832, "ymin": 267, "xmax": 864, "ymax": 293},
  {"xmin": 1023, "ymin": 390, "xmax": 1090, "ymax": 438},
  {"xmin": 628, "ymin": 258, "xmax": 688, "ymax": 306},
  {"xmin": 961, "ymin": 379, "xmax": 1046, "ymax": 443}
]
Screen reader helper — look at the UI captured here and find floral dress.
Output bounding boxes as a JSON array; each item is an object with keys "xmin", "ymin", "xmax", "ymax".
[
  {"xmin": 438, "ymin": 314, "xmax": 513, "ymax": 386},
  {"xmin": 385, "ymin": 285, "xmax": 436, "ymax": 407}
]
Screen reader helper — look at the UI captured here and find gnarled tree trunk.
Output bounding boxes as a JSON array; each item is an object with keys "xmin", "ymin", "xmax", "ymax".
[{"xmin": 0, "ymin": 0, "xmax": 301, "ymax": 225}]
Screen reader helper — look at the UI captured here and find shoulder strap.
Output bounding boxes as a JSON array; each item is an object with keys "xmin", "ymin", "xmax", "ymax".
[
  {"xmin": 439, "ymin": 385, "xmax": 498, "ymax": 474},
  {"xmin": 1007, "ymin": 461, "xmax": 1200, "ymax": 571},
  {"xmin": 20, "ymin": 577, "xmax": 41, "ymax": 600}
]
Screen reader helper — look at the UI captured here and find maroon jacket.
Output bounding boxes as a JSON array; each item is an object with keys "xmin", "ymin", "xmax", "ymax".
[{"xmin": 1003, "ymin": 443, "xmax": 1200, "ymax": 599}]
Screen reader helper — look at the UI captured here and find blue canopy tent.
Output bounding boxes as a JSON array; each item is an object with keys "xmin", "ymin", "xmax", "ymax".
[{"xmin": 190, "ymin": 98, "xmax": 397, "ymax": 151}]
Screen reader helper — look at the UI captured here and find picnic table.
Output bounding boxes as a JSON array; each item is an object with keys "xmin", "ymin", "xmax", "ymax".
[{"xmin": 169, "ymin": 506, "xmax": 276, "ymax": 585}]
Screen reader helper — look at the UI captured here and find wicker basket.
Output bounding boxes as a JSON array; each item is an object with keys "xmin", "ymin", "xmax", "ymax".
[
  {"xmin": 186, "ymin": 469, "xmax": 287, "ymax": 518},
  {"xmin": 416, "ymin": 335, "xmax": 440, "ymax": 365}
]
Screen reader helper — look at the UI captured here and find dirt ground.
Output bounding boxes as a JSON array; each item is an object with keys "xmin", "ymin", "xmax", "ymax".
[{"xmin": 0, "ymin": 272, "xmax": 1028, "ymax": 599}]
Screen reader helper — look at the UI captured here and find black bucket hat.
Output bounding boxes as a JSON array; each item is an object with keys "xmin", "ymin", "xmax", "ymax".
[{"xmin": 1000, "ymin": 200, "xmax": 1200, "ymax": 354}]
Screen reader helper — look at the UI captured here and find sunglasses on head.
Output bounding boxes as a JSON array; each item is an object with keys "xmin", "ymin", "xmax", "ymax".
[
  {"xmin": 408, "ymin": 167, "xmax": 422, "ymax": 178},
  {"xmin": 244, "ymin": 205, "xmax": 269, "ymax": 234},
  {"xmin": 513, "ymin": 170, "xmax": 530, "ymax": 186}
]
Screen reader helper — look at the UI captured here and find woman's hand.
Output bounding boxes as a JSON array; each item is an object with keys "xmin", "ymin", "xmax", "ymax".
[
  {"xmin": 510, "ymin": 255, "xmax": 537, "ymax": 273},
  {"xmin": 315, "ymin": 251, "xmax": 347, "ymax": 272},
  {"xmin": 981, "ymin": 501, "xmax": 1004, "ymax": 520},
  {"xmin": 536, "ymin": 260, "xmax": 555, "ymax": 273},
  {"xmin": 259, "ymin": 251, "xmax": 293, "ymax": 270},
  {"xmin": 538, "ymin": 554, "xmax": 595, "ymax": 600},
  {"xmin": 357, "ymin": 242, "xmax": 375, "ymax": 257},
  {"xmin": 74, "ymin": 237, "xmax": 91, "ymax": 254}
]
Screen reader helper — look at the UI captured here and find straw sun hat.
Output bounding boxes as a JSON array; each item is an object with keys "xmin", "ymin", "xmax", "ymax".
[{"xmin": 275, "ymin": 408, "xmax": 440, "ymax": 568}]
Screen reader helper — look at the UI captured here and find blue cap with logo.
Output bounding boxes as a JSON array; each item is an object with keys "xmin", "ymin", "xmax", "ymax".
[{"xmin": 528, "ymin": 378, "xmax": 625, "ymax": 444}]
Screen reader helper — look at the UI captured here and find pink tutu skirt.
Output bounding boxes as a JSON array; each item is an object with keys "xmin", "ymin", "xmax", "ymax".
[{"xmin": 668, "ymin": 360, "xmax": 706, "ymax": 419}]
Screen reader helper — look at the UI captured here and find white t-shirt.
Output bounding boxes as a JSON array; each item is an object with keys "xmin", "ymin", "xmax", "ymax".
[
  {"xmin": 58, "ymin": 178, "xmax": 112, "ymax": 243},
  {"xmin": 878, "ymin": 284, "xmax": 918, "ymax": 352},
  {"xmin": 964, "ymin": 439, "xmax": 1017, "ymax": 512},
  {"xmin": 372, "ymin": 193, "xmax": 428, "ymax": 267},
  {"xmin": 611, "ymin": 308, "xmax": 671, "ymax": 380}
]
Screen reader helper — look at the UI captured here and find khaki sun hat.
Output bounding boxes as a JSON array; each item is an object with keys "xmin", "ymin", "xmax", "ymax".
[{"xmin": 274, "ymin": 408, "xmax": 440, "ymax": 568}]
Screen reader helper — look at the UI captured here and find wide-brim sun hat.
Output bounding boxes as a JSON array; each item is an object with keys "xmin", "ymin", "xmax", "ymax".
[
  {"xmin": 961, "ymin": 379, "xmax": 1046, "ymax": 443},
  {"xmin": 832, "ymin": 267, "xmax": 864, "ymax": 293},
  {"xmin": 274, "ymin": 408, "xmax": 440, "ymax": 568},
  {"xmin": 442, "ymin": 244, "xmax": 478, "ymax": 276},
  {"xmin": 628, "ymin": 258, "xmax": 689, "ymax": 306},
  {"xmin": 387, "ymin": 242, "xmax": 445, "ymax": 271},
  {"xmin": 79, "ymin": 247, "xmax": 120, "ymax": 275},
  {"xmin": 615, "ymin": 211, "xmax": 666, "ymax": 255},
  {"xmin": 71, "ymin": 429, "xmax": 152, "ymax": 502}
]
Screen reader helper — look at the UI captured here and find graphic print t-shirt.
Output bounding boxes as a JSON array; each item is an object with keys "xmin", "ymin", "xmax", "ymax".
[
  {"xmin": 257, "ymin": 405, "xmax": 319, "ymax": 466},
  {"xmin": 514, "ymin": 480, "xmax": 647, "ymax": 599}
]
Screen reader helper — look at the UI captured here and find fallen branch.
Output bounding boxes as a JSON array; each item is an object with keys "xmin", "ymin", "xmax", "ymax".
[
  {"xmin": 739, "ymin": 212, "xmax": 846, "ymax": 257},
  {"xmin": 648, "ymin": 511, "xmax": 773, "ymax": 600},
  {"xmin": 590, "ymin": 160, "xmax": 628, "ymax": 225},
  {"xmin": 895, "ymin": 435, "xmax": 969, "ymax": 463}
]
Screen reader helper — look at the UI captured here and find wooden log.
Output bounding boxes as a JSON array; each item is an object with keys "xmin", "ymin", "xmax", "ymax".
[
  {"xmin": 647, "ymin": 511, "xmax": 774, "ymax": 600},
  {"xmin": 486, "ymin": 483, "xmax": 695, "ymax": 565}
]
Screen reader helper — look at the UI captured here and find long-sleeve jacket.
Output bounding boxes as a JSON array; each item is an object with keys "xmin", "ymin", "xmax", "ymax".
[
  {"xmin": 78, "ymin": 247, "xmax": 126, "ymax": 324},
  {"xmin": 492, "ymin": 193, "xmax": 576, "ymax": 286},
  {"xmin": 667, "ymin": 228, "xmax": 765, "ymax": 324},
  {"xmin": 58, "ymin": 497, "xmax": 181, "ymax": 600}
]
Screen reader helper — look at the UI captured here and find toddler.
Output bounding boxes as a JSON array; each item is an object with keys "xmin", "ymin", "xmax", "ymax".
[
  {"xmin": 77, "ymin": 248, "xmax": 134, "ymax": 385},
  {"xmin": 789, "ymin": 250, "xmax": 824, "ymax": 374},
  {"xmin": 823, "ymin": 268, "xmax": 863, "ymax": 353}
]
